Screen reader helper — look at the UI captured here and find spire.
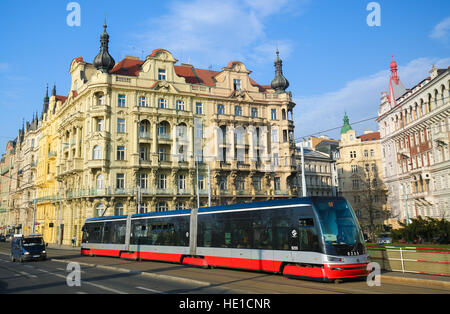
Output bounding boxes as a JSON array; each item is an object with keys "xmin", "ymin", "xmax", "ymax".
[
  {"xmin": 340, "ymin": 112, "xmax": 353, "ymax": 134},
  {"xmin": 93, "ymin": 20, "xmax": 116, "ymax": 73},
  {"xmin": 43, "ymin": 84, "xmax": 50, "ymax": 115},
  {"xmin": 390, "ymin": 55, "xmax": 399, "ymax": 84},
  {"xmin": 51, "ymin": 83, "xmax": 56, "ymax": 97},
  {"xmin": 271, "ymin": 49, "xmax": 289, "ymax": 94},
  {"xmin": 43, "ymin": 84, "xmax": 49, "ymax": 105}
]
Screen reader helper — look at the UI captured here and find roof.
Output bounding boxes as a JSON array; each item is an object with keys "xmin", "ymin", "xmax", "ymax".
[
  {"xmin": 358, "ymin": 132, "xmax": 380, "ymax": 142},
  {"xmin": 109, "ymin": 56, "xmax": 268, "ymax": 90}
]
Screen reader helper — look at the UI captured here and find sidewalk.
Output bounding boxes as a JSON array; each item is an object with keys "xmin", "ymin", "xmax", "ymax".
[
  {"xmin": 380, "ymin": 270, "xmax": 450, "ymax": 289},
  {"xmin": 46, "ymin": 243, "xmax": 81, "ymax": 251}
]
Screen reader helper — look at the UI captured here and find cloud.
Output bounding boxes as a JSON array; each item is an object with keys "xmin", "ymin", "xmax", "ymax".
[
  {"xmin": 430, "ymin": 16, "xmax": 450, "ymax": 43},
  {"xmin": 130, "ymin": 0, "xmax": 305, "ymax": 69},
  {"xmin": 293, "ymin": 57, "xmax": 450, "ymax": 140}
]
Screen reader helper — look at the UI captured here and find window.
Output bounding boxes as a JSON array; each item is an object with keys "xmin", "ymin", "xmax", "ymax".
[
  {"xmin": 350, "ymin": 151, "xmax": 357, "ymax": 158},
  {"xmin": 116, "ymin": 173, "xmax": 125, "ymax": 190},
  {"xmin": 253, "ymin": 177, "xmax": 262, "ymax": 191},
  {"xmin": 251, "ymin": 107, "xmax": 258, "ymax": 118},
  {"xmin": 115, "ymin": 203, "xmax": 124, "ymax": 216},
  {"xmin": 176, "ymin": 100, "xmax": 185, "ymax": 111},
  {"xmin": 159, "ymin": 147, "xmax": 168, "ymax": 162},
  {"xmin": 140, "ymin": 145, "xmax": 149, "ymax": 161},
  {"xmin": 233, "ymin": 79, "xmax": 241, "ymax": 91},
  {"xmin": 139, "ymin": 96, "xmax": 148, "ymax": 107},
  {"xmin": 158, "ymin": 69, "xmax": 166, "ymax": 80},
  {"xmin": 158, "ymin": 174, "xmax": 167, "ymax": 189},
  {"xmin": 196, "ymin": 102, "xmax": 203, "ymax": 115},
  {"xmin": 117, "ymin": 146, "xmax": 125, "ymax": 160},
  {"xmin": 352, "ymin": 179, "xmax": 359, "ymax": 190},
  {"xmin": 158, "ymin": 98, "xmax": 167, "ymax": 109},
  {"xmin": 271, "ymin": 109, "xmax": 277, "ymax": 120},
  {"xmin": 351, "ymin": 165, "xmax": 358, "ymax": 173},
  {"xmin": 118, "ymin": 94, "xmax": 126, "ymax": 107},
  {"xmin": 271, "ymin": 129, "xmax": 278, "ymax": 143},
  {"xmin": 235, "ymin": 176, "xmax": 245, "ymax": 191},
  {"xmin": 176, "ymin": 202, "xmax": 185, "ymax": 210},
  {"xmin": 158, "ymin": 122, "xmax": 170, "ymax": 137},
  {"xmin": 217, "ymin": 104, "xmax": 225, "ymax": 115},
  {"xmin": 139, "ymin": 173, "xmax": 148, "ymax": 189},
  {"xmin": 93, "ymin": 145, "xmax": 101, "ymax": 160},
  {"xmin": 219, "ymin": 176, "xmax": 227, "ymax": 191},
  {"xmin": 117, "ymin": 118, "xmax": 126, "ymax": 133},
  {"xmin": 234, "ymin": 105, "xmax": 242, "ymax": 116},
  {"xmin": 96, "ymin": 174, "xmax": 104, "ymax": 190},
  {"xmin": 370, "ymin": 149, "xmax": 375, "ymax": 157},
  {"xmin": 364, "ymin": 150, "xmax": 368, "ymax": 157},
  {"xmin": 96, "ymin": 118, "xmax": 105, "ymax": 132},
  {"xmin": 198, "ymin": 176, "xmax": 205, "ymax": 190},
  {"xmin": 96, "ymin": 203, "xmax": 106, "ymax": 217},
  {"xmin": 156, "ymin": 202, "xmax": 168, "ymax": 212},
  {"xmin": 274, "ymin": 177, "xmax": 281, "ymax": 191},
  {"xmin": 140, "ymin": 120, "xmax": 150, "ymax": 138},
  {"xmin": 178, "ymin": 174, "xmax": 186, "ymax": 190}
]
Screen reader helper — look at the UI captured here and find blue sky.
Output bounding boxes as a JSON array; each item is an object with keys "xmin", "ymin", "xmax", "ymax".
[{"xmin": 0, "ymin": 0, "xmax": 449, "ymax": 152}]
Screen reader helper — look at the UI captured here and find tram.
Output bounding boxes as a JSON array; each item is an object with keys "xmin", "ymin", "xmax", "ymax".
[{"xmin": 81, "ymin": 197, "xmax": 369, "ymax": 282}]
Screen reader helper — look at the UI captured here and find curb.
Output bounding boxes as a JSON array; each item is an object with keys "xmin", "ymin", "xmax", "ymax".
[
  {"xmin": 380, "ymin": 274, "xmax": 450, "ymax": 289},
  {"xmin": 50, "ymin": 258, "xmax": 212, "ymax": 288}
]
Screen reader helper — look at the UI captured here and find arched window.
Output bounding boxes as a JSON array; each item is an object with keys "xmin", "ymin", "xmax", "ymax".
[
  {"xmin": 140, "ymin": 120, "xmax": 150, "ymax": 138},
  {"xmin": 96, "ymin": 174, "xmax": 104, "ymax": 190},
  {"xmin": 115, "ymin": 203, "xmax": 124, "ymax": 216},
  {"xmin": 96, "ymin": 203, "xmax": 106, "ymax": 217},
  {"xmin": 158, "ymin": 121, "xmax": 170, "ymax": 139},
  {"xmin": 93, "ymin": 145, "xmax": 101, "ymax": 160}
]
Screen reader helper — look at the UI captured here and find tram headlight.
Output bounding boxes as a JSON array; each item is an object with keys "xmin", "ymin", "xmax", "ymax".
[{"xmin": 327, "ymin": 256, "xmax": 343, "ymax": 262}]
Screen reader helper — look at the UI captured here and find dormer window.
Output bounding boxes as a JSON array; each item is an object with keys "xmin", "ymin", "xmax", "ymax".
[
  {"xmin": 233, "ymin": 79, "xmax": 241, "ymax": 91},
  {"xmin": 158, "ymin": 69, "xmax": 166, "ymax": 81}
]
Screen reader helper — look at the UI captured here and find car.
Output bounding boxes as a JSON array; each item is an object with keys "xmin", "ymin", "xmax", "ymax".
[
  {"xmin": 377, "ymin": 236, "xmax": 392, "ymax": 244},
  {"xmin": 10, "ymin": 234, "xmax": 47, "ymax": 262}
]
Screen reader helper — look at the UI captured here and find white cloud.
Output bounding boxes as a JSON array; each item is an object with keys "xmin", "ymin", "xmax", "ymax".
[
  {"xmin": 293, "ymin": 57, "xmax": 450, "ymax": 140},
  {"xmin": 131, "ymin": 0, "xmax": 305, "ymax": 68},
  {"xmin": 430, "ymin": 16, "xmax": 450, "ymax": 43}
]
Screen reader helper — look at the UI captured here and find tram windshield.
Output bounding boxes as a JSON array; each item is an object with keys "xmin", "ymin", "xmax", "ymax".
[{"xmin": 313, "ymin": 199, "xmax": 365, "ymax": 256}]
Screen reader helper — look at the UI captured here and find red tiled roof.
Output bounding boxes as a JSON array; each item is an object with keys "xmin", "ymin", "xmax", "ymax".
[
  {"xmin": 110, "ymin": 58, "xmax": 144, "ymax": 77},
  {"xmin": 358, "ymin": 132, "xmax": 380, "ymax": 142},
  {"xmin": 110, "ymin": 56, "xmax": 267, "ymax": 90},
  {"xmin": 55, "ymin": 96, "xmax": 67, "ymax": 103}
]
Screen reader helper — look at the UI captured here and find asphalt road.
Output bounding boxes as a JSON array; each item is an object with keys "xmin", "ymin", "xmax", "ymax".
[{"xmin": 0, "ymin": 242, "xmax": 449, "ymax": 295}]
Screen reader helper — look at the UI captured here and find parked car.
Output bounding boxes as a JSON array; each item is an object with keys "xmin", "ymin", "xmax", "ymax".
[{"xmin": 377, "ymin": 236, "xmax": 392, "ymax": 244}]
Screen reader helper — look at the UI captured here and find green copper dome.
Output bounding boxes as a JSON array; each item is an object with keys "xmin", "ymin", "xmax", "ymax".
[{"xmin": 340, "ymin": 113, "xmax": 353, "ymax": 134}]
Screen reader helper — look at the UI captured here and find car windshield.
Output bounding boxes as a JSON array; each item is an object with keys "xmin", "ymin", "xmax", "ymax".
[
  {"xmin": 313, "ymin": 199, "xmax": 365, "ymax": 256},
  {"xmin": 23, "ymin": 237, "xmax": 44, "ymax": 246}
]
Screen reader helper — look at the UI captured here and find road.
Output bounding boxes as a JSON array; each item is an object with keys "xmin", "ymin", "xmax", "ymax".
[{"xmin": 0, "ymin": 242, "xmax": 449, "ymax": 295}]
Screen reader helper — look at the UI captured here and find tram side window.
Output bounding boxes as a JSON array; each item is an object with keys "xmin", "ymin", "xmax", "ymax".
[
  {"xmin": 229, "ymin": 212, "xmax": 253, "ymax": 249},
  {"xmin": 198, "ymin": 214, "xmax": 227, "ymax": 248},
  {"xmin": 83, "ymin": 223, "xmax": 103, "ymax": 243},
  {"xmin": 110, "ymin": 221, "xmax": 126, "ymax": 244},
  {"xmin": 272, "ymin": 216, "xmax": 292, "ymax": 251},
  {"xmin": 298, "ymin": 218, "xmax": 320, "ymax": 253},
  {"xmin": 252, "ymin": 212, "xmax": 273, "ymax": 250}
]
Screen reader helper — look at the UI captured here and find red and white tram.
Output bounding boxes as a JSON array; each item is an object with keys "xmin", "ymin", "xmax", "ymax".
[{"xmin": 81, "ymin": 197, "xmax": 369, "ymax": 282}]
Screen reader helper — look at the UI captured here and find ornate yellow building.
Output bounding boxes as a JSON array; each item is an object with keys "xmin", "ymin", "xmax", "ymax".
[{"xmin": 1, "ymin": 23, "xmax": 297, "ymax": 245}]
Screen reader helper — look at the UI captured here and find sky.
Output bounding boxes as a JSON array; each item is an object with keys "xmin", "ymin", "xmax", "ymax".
[{"xmin": 0, "ymin": 0, "xmax": 449, "ymax": 152}]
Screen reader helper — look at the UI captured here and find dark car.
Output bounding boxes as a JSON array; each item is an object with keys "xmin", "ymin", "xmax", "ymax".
[{"xmin": 11, "ymin": 234, "xmax": 47, "ymax": 262}]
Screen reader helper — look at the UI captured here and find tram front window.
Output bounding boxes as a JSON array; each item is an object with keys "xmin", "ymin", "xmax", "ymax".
[{"xmin": 313, "ymin": 199, "xmax": 365, "ymax": 256}]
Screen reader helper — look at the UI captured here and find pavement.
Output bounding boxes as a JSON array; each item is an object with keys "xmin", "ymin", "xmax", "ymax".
[{"xmin": 47, "ymin": 243, "xmax": 450, "ymax": 290}]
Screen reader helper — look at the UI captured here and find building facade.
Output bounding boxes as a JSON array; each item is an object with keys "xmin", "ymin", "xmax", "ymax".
[
  {"xmin": 337, "ymin": 114, "xmax": 389, "ymax": 235},
  {"xmin": 0, "ymin": 24, "xmax": 298, "ymax": 245},
  {"xmin": 377, "ymin": 59, "xmax": 450, "ymax": 223}
]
